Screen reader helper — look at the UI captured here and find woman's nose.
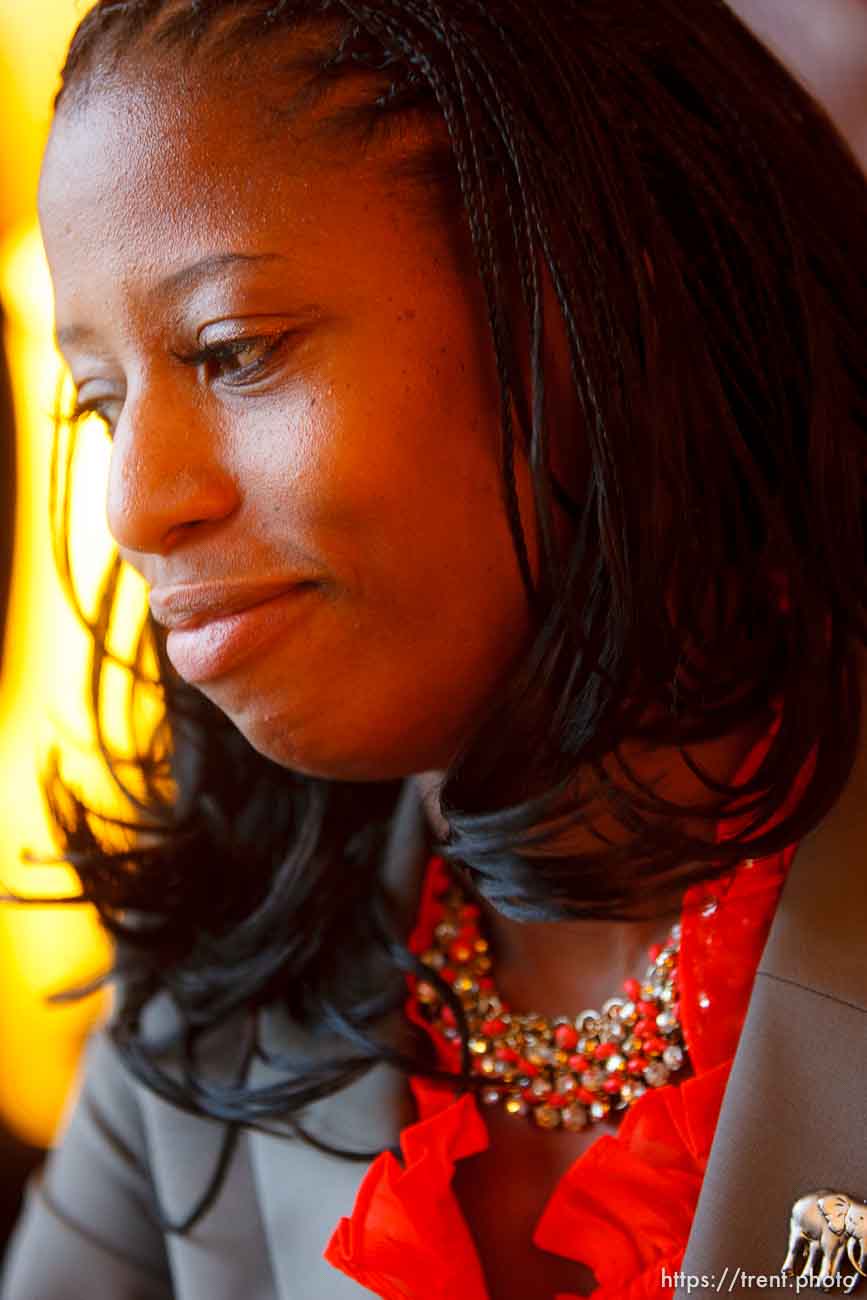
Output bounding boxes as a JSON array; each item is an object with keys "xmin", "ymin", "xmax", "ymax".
[{"xmin": 106, "ymin": 382, "xmax": 239, "ymax": 560}]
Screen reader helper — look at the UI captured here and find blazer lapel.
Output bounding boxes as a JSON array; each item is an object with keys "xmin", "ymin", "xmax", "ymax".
[
  {"xmin": 248, "ymin": 777, "xmax": 430, "ymax": 1299},
  {"xmin": 247, "ymin": 1025, "xmax": 413, "ymax": 1299},
  {"xmin": 678, "ymin": 731, "xmax": 867, "ymax": 1294}
]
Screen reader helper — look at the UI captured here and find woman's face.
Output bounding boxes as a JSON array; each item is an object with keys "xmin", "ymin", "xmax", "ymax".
[{"xmin": 38, "ymin": 48, "xmax": 547, "ymax": 781}]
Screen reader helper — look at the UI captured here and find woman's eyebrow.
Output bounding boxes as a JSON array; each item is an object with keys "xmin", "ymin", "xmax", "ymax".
[
  {"xmin": 55, "ymin": 253, "xmax": 291, "ymax": 351},
  {"xmin": 56, "ymin": 322, "xmax": 100, "ymax": 350},
  {"xmin": 155, "ymin": 250, "xmax": 289, "ymax": 298}
]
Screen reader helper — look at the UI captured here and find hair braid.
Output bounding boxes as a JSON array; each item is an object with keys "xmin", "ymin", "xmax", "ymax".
[{"xmin": 426, "ymin": 0, "xmax": 538, "ymax": 603}]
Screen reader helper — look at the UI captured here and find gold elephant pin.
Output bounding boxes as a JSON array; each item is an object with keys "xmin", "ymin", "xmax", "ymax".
[{"xmin": 782, "ymin": 1191, "xmax": 867, "ymax": 1283}]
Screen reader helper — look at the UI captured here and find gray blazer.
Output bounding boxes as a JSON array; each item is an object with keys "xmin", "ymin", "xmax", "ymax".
[{"xmin": 2, "ymin": 752, "xmax": 865, "ymax": 1300}]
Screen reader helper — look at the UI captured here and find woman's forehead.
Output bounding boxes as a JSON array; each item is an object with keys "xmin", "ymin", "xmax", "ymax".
[
  {"xmin": 39, "ymin": 90, "xmax": 302, "ymax": 307},
  {"xmin": 48, "ymin": 44, "xmax": 343, "ymax": 186},
  {"xmin": 38, "ymin": 68, "xmax": 463, "ymax": 359},
  {"xmin": 42, "ymin": 34, "xmax": 445, "ymax": 233}
]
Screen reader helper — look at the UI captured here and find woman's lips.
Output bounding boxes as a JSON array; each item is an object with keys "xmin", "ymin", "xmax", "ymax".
[{"xmin": 164, "ymin": 584, "xmax": 317, "ymax": 684}]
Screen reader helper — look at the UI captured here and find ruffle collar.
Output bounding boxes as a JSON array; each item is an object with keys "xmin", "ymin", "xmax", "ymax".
[{"xmin": 324, "ymin": 846, "xmax": 792, "ymax": 1299}]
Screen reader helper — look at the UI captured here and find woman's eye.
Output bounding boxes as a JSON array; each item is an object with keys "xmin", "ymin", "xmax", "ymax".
[
  {"xmin": 177, "ymin": 332, "xmax": 291, "ymax": 386},
  {"xmin": 209, "ymin": 339, "xmax": 265, "ymax": 375},
  {"xmin": 71, "ymin": 395, "xmax": 120, "ymax": 434}
]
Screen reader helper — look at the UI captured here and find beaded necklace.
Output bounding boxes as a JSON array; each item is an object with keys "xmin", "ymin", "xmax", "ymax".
[{"xmin": 407, "ymin": 856, "xmax": 686, "ymax": 1132}]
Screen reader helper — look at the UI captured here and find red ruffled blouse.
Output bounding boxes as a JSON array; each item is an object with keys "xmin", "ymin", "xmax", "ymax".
[{"xmin": 324, "ymin": 736, "xmax": 805, "ymax": 1299}]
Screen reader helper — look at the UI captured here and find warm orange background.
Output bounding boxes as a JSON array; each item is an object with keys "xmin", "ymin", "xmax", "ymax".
[
  {"xmin": 0, "ymin": 0, "xmax": 864, "ymax": 1151},
  {"xmin": 0, "ymin": 0, "xmax": 116, "ymax": 1148}
]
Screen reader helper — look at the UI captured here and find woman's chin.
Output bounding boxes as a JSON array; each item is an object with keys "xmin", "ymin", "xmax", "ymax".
[
  {"xmin": 227, "ymin": 707, "xmax": 458, "ymax": 784},
  {"xmin": 223, "ymin": 713, "xmax": 393, "ymax": 782}
]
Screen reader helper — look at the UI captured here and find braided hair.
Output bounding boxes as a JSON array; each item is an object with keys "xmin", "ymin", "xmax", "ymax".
[{"xmin": 29, "ymin": 0, "xmax": 867, "ymax": 1230}]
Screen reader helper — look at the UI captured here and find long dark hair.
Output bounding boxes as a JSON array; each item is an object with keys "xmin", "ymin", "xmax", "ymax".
[{"xmin": 25, "ymin": 0, "xmax": 867, "ymax": 1231}]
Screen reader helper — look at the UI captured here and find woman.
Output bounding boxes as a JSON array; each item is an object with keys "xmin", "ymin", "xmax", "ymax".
[{"xmin": 3, "ymin": 1, "xmax": 867, "ymax": 1297}]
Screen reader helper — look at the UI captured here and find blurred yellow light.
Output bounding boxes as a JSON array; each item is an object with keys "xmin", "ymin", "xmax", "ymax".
[
  {"xmin": 0, "ymin": 219, "xmax": 152, "ymax": 1146},
  {"xmin": 0, "ymin": 0, "xmax": 167, "ymax": 1146}
]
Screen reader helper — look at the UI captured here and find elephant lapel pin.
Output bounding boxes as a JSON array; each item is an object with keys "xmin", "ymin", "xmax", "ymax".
[{"xmin": 782, "ymin": 1191, "xmax": 867, "ymax": 1284}]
